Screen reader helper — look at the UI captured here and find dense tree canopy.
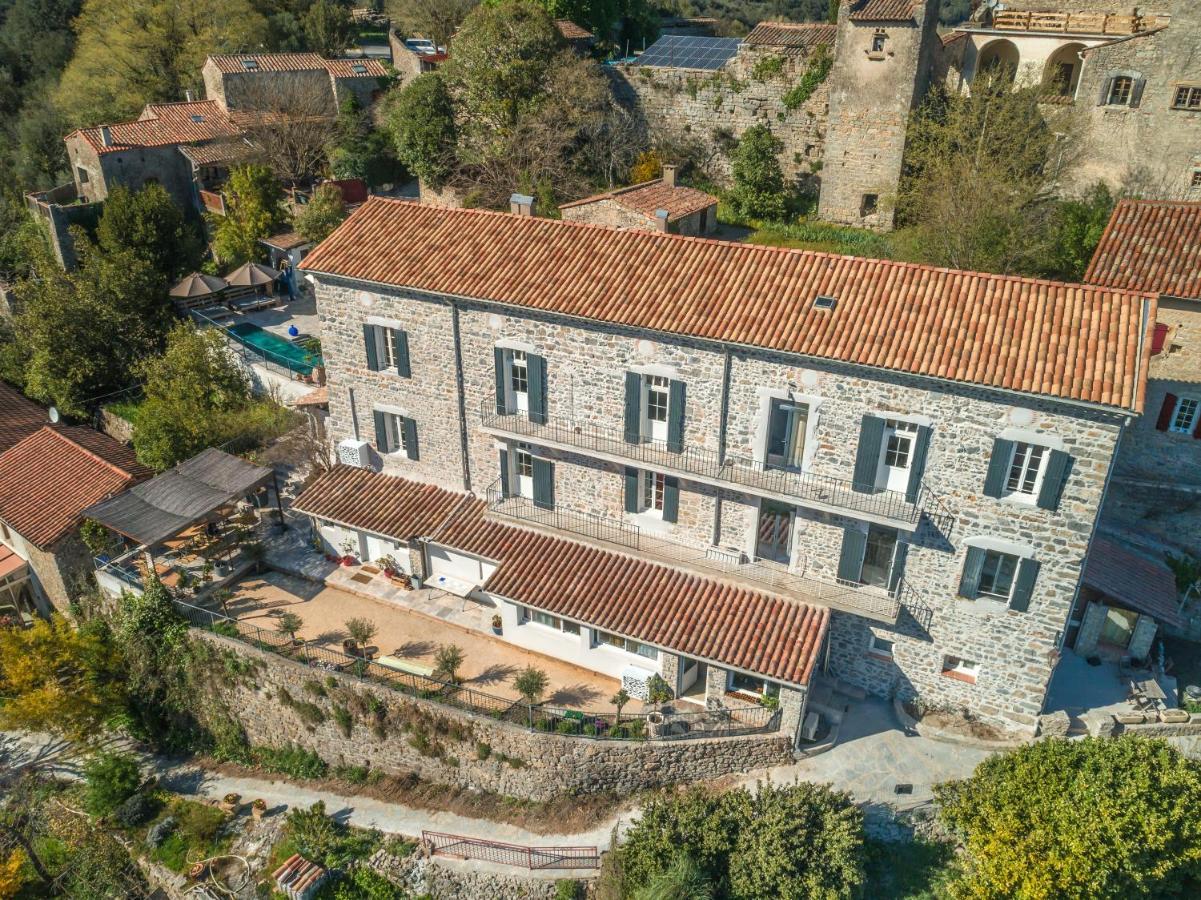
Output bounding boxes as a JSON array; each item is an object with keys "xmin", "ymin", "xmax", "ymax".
[
  {"xmin": 95, "ymin": 183, "xmax": 204, "ymax": 281},
  {"xmin": 295, "ymin": 181, "xmax": 347, "ymax": 242},
  {"xmin": 387, "ymin": 73, "xmax": 458, "ymax": 187},
  {"xmin": 210, "ymin": 163, "xmax": 289, "ymax": 266},
  {"xmin": 729, "ymin": 124, "xmax": 787, "ymax": 220},
  {"xmin": 302, "ymin": 0, "xmax": 356, "ymax": 58}
]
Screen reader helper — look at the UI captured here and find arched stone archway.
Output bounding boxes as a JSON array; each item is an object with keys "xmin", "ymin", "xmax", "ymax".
[
  {"xmin": 976, "ymin": 39, "xmax": 1020, "ymax": 85},
  {"xmin": 1042, "ymin": 43, "xmax": 1087, "ymax": 98}
]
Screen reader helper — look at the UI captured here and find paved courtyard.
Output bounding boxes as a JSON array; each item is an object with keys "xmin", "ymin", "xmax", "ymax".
[{"xmin": 223, "ymin": 570, "xmax": 642, "ymax": 713}]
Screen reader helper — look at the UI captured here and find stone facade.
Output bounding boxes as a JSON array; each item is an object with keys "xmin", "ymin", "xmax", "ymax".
[
  {"xmin": 194, "ymin": 630, "xmax": 795, "ymax": 800},
  {"xmin": 559, "ymin": 194, "xmax": 717, "ymax": 236},
  {"xmin": 64, "ymin": 132, "xmax": 196, "ymax": 212},
  {"xmin": 311, "ymin": 268, "xmax": 1127, "ymax": 735},
  {"xmin": 370, "ymin": 850, "xmax": 591, "ymax": 900},
  {"xmin": 0, "ymin": 525, "xmax": 91, "ymax": 614}
]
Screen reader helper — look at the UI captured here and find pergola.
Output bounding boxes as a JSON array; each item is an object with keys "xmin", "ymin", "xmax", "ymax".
[{"xmin": 85, "ymin": 448, "xmax": 282, "ymax": 596}]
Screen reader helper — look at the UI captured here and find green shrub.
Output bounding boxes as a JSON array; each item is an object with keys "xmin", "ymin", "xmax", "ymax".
[
  {"xmin": 332, "ymin": 703, "xmax": 353, "ymax": 738},
  {"xmin": 554, "ymin": 879, "xmax": 584, "ymax": 899},
  {"xmin": 254, "ymin": 744, "xmax": 328, "ymax": 779},
  {"xmin": 294, "ymin": 701, "xmax": 327, "ymax": 728},
  {"xmin": 304, "ymin": 680, "xmax": 328, "ymax": 698},
  {"xmin": 751, "ymin": 54, "xmax": 784, "ymax": 81},
  {"xmin": 83, "ymin": 751, "xmax": 142, "ymax": 817},
  {"xmin": 323, "ymin": 865, "xmax": 402, "ymax": 899},
  {"xmin": 113, "ymin": 792, "xmax": 159, "ymax": 828},
  {"xmin": 335, "ymin": 764, "xmax": 373, "ymax": 785},
  {"xmin": 556, "ymin": 719, "xmax": 576, "ymax": 735},
  {"xmin": 782, "ymin": 45, "xmax": 832, "ymax": 111},
  {"xmin": 476, "ymin": 742, "xmax": 492, "ymax": 760}
]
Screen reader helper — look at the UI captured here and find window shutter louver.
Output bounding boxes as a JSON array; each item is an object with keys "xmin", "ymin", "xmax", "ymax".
[
  {"xmin": 402, "ymin": 418, "xmax": 419, "ymax": 460},
  {"xmin": 499, "ymin": 449, "xmax": 510, "ymax": 497},
  {"xmin": 392, "ymin": 329, "xmax": 410, "ymax": 377},
  {"xmin": 662, "ymin": 476, "xmax": 680, "ymax": 523},
  {"xmin": 837, "ymin": 528, "xmax": 868, "ymax": 583},
  {"xmin": 528, "ymin": 354, "xmax": 547, "ymax": 425},
  {"xmin": 624, "ymin": 467, "xmax": 639, "ymax": 513},
  {"xmin": 982, "ymin": 438, "xmax": 1015, "ymax": 498},
  {"xmin": 494, "ymin": 348, "xmax": 506, "ymax": 415},
  {"xmin": 852, "ymin": 416, "xmax": 886, "ymax": 493},
  {"xmin": 532, "ymin": 458, "xmax": 554, "ymax": 510},
  {"xmin": 363, "ymin": 324, "xmax": 379, "ymax": 371},
  {"xmin": 958, "ymin": 546, "xmax": 986, "ymax": 599},
  {"xmin": 1036, "ymin": 450, "xmax": 1072, "ymax": 511},
  {"xmin": 373, "ymin": 410, "xmax": 388, "ymax": 452},
  {"xmin": 1156, "ymin": 393, "xmax": 1178, "ymax": 431},
  {"xmin": 1009, "ymin": 558, "xmax": 1040, "ymax": 612},
  {"xmin": 623, "ymin": 372, "xmax": 642, "ymax": 443},
  {"xmin": 667, "ymin": 380, "xmax": 686, "ymax": 453},
  {"xmin": 905, "ymin": 425, "xmax": 932, "ymax": 504},
  {"xmin": 1130, "ymin": 77, "xmax": 1146, "ymax": 107}
]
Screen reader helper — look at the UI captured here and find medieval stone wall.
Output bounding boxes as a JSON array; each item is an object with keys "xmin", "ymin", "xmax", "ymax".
[{"xmin": 192, "ymin": 629, "xmax": 794, "ymax": 801}]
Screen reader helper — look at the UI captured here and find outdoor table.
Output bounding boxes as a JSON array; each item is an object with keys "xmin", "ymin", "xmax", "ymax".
[{"xmin": 1130, "ymin": 675, "xmax": 1167, "ymax": 708}]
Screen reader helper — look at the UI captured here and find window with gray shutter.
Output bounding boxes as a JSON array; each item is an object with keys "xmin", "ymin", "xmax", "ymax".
[
  {"xmin": 958, "ymin": 546, "xmax": 986, "ymax": 599},
  {"xmin": 499, "ymin": 449, "xmax": 510, "ymax": 497},
  {"xmin": 837, "ymin": 528, "xmax": 868, "ymax": 583},
  {"xmin": 373, "ymin": 409, "xmax": 388, "ymax": 452},
  {"xmin": 1008, "ymin": 558, "xmax": 1040, "ymax": 612},
  {"xmin": 667, "ymin": 380, "xmax": 686, "ymax": 453},
  {"xmin": 623, "ymin": 372, "xmax": 642, "ymax": 443},
  {"xmin": 532, "ymin": 457, "xmax": 554, "ymax": 509},
  {"xmin": 905, "ymin": 426, "xmax": 931, "ymax": 503},
  {"xmin": 982, "ymin": 438, "xmax": 1015, "ymax": 498},
  {"xmin": 494, "ymin": 348, "xmax": 506, "ymax": 415},
  {"xmin": 402, "ymin": 417, "xmax": 419, "ymax": 460},
  {"xmin": 528, "ymin": 354, "xmax": 547, "ymax": 425},
  {"xmin": 852, "ymin": 416, "xmax": 886, "ymax": 493},
  {"xmin": 1036, "ymin": 450, "xmax": 1072, "ymax": 511},
  {"xmin": 662, "ymin": 476, "xmax": 679, "ymax": 523},
  {"xmin": 623, "ymin": 467, "xmax": 639, "ymax": 513},
  {"xmin": 391, "ymin": 329, "xmax": 410, "ymax": 377},
  {"xmin": 363, "ymin": 324, "xmax": 379, "ymax": 371}
]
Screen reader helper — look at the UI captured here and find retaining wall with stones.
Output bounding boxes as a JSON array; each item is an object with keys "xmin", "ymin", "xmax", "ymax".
[
  {"xmin": 193, "ymin": 630, "xmax": 795, "ymax": 802},
  {"xmin": 368, "ymin": 849, "xmax": 594, "ymax": 900}
]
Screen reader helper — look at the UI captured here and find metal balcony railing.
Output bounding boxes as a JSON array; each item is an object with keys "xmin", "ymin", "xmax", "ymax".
[
  {"xmin": 484, "ymin": 482, "xmax": 903, "ymax": 623},
  {"xmin": 480, "ymin": 400, "xmax": 927, "ymax": 527}
]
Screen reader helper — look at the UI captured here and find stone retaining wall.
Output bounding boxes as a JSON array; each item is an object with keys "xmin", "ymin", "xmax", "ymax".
[
  {"xmin": 193, "ymin": 630, "xmax": 795, "ymax": 801},
  {"xmin": 368, "ymin": 849, "xmax": 594, "ymax": 899}
]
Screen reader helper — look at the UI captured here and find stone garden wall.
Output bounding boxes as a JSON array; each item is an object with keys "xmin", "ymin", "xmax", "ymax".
[{"xmin": 193, "ymin": 630, "xmax": 794, "ymax": 802}]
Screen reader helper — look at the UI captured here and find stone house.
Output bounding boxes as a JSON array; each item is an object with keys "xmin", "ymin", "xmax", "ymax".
[
  {"xmin": 387, "ymin": 32, "xmax": 447, "ymax": 87},
  {"xmin": 558, "ymin": 166, "xmax": 719, "ymax": 235},
  {"xmin": 201, "ymin": 54, "xmax": 389, "ymax": 115},
  {"xmin": 0, "ymin": 384, "xmax": 151, "ymax": 614},
  {"xmin": 942, "ymin": 1, "xmax": 1201, "ymax": 197},
  {"xmin": 297, "ymin": 196, "xmax": 1155, "ymax": 736}
]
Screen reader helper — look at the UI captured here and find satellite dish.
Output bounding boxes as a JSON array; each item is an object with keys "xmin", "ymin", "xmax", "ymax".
[{"xmin": 48, "ymin": 407, "xmax": 60, "ymax": 424}]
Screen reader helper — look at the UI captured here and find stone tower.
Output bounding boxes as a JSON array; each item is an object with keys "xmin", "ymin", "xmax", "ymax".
[{"xmin": 818, "ymin": 0, "xmax": 940, "ymax": 231}]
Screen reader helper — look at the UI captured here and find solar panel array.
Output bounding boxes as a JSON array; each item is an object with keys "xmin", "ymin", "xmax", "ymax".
[{"xmin": 634, "ymin": 35, "xmax": 741, "ymax": 71}]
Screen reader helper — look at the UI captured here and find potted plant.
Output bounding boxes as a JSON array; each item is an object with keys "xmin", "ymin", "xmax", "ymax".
[
  {"xmin": 345, "ymin": 616, "xmax": 378, "ymax": 658},
  {"xmin": 491, "ymin": 614, "xmax": 503, "ymax": 635},
  {"xmin": 201, "ymin": 559, "xmax": 215, "ymax": 582},
  {"xmin": 611, "ymin": 688, "xmax": 630, "ymax": 725},
  {"xmin": 274, "ymin": 612, "xmax": 304, "ymax": 648},
  {"xmin": 378, "ymin": 555, "xmax": 400, "ymax": 578},
  {"xmin": 339, "ymin": 539, "xmax": 357, "ymax": 566},
  {"xmin": 251, "ymin": 798, "xmax": 267, "ymax": 820},
  {"xmin": 434, "ymin": 644, "xmax": 465, "ymax": 684},
  {"xmin": 220, "ymin": 792, "xmax": 240, "ymax": 813}
]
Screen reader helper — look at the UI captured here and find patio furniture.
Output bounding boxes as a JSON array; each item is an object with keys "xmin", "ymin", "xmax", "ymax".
[
  {"xmin": 228, "ymin": 294, "xmax": 281, "ymax": 313},
  {"xmin": 376, "ymin": 655, "xmax": 435, "ymax": 677}
]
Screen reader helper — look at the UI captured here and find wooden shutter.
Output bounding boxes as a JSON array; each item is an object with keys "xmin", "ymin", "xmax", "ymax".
[
  {"xmin": 373, "ymin": 410, "xmax": 388, "ymax": 452},
  {"xmin": 528, "ymin": 353, "xmax": 547, "ymax": 425},
  {"xmin": 1036, "ymin": 450, "xmax": 1072, "ymax": 511},
  {"xmin": 905, "ymin": 425, "xmax": 932, "ymax": 504},
  {"xmin": 532, "ymin": 457, "xmax": 554, "ymax": 510},
  {"xmin": 391, "ymin": 329, "xmax": 410, "ymax": 377},
  {"xmin": 1155, "ymin": 393, "xmax": 1178, "ymax": 431},
  {"xmin": 958, "ymin": 546, "xmax": 986, "ymax": 599},
  {"xmin": 1151, "ymin": 322, "xmax": 1169, "ymax": 355},
  {"xmin": 624, "ymin": 467, "xmax": 639, "ymax": 513},
  {"xmin": 1098, "ymin": 76, "xmax": 1114, "ymax": 105},
  {"xmin": 499, "ymin": 449, "xmax": 510, "ymax": 497},
  {"xmin": 662, "ymin": 476, "xmax": 680, "ymax": 523},
  {"xmin": 667, "ymin": 380, "xmax": 686, "ymax": 453},
  {"xmin": 363, "ymin": 324, "xmax": 379, "ymax": 371},
  {"xmin": 888, "ymin": 540, "xmax": 909, "ymax": 594},
  {"xmin": 494, "ymin": 348, "xmax": 506, "ymax": 415},
  {"xmin": 623, "ymin": 371, "xmax": 642, "ymax": 443},
  {"xmin": 1193, "ymin": 413, "xmax": 1201, "ymax": 440},
  {"xmin": 982, "ymin": 438, "xmax": 1015, "ymax": 498},
  {"xmin": 1130, "ymin": 77, "xmax": 1146, "ymax": 107},
  {"xmin": 402, "ymin": 417, "xmax": 419, "ymax": 460},
  {"xmin": 1009, "ymin": 558, "xmax": 1040, "ymax": 612},
  {"xmin": 851, "ymin": 416, "xmax": 885, "ymax": 493},
  {"xmin": 837, "ymin": 528, "xmax": 867, "ymax": 583}
]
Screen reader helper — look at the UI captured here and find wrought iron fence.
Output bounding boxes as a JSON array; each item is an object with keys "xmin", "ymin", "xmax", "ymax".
[
  {"xmin": 421, "ymin": 831, "xmax": 600, "ymax": 870},
  {"xmin": 192, "ymin": 310, "xmax": 317, "ymax": 385},
  {"xmin": 481, "ymin": 399, "xmax": 924, "ymax": 526},
  {"xmin": 169, "ymin": 596, "xmax": 781, "ymax": 742}
]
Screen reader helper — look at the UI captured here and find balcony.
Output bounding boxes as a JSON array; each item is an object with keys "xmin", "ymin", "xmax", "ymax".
[
  {"xmin": 480, "ymin": 400, "xmax": 926, "ymax": 530},
  {"xmin": 988, "ymin": 11, "xmax": 1167, "ymax": 36},
  {"xmin": 484, "ymin": 483, "xmax": 908, "ymax": 624}
]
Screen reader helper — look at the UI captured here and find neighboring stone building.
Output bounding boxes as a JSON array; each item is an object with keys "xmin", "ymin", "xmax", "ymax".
[
  {"xmin": 387, "ymin": 32, "xmax": 447, "ymax": 86},
  {"xmin": 555, "ymin": 19, "xmax": 597, "ymax": 54},
  {"xmin": 297, "ymin": 197, "xmax": 1155, "ymax": 736},
  {"xmin": 201, "ymin": 53, "xmax": 389, "ymax": 114},
  {"xmin": 559, "ymin": 166, "xmax": 719, "ymax": 234},
  {"xmin": 943, "ymin": 1, "xmax": 1201, "ymax": 197},
  {"xmin": 0, "ymin": 384, "xmax": 151, "ymax": 613}
]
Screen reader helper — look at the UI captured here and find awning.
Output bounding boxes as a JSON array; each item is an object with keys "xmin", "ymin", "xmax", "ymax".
[
  {"xmin": 0, "ymin": 545, "xmax": 27, "ymax": 580},
  {"xmin": 1083, "ymin": 536, "xmax": 1183, "ymax": 627},
  {"xmin": 83, "ymin": 448, "xmax": 273, "ymax": 546}
]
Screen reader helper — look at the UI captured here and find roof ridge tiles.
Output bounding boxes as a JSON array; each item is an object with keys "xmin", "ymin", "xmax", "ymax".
[{"xmin": 38, "ymin": 426, "xmax": 141, "ymax": 480}]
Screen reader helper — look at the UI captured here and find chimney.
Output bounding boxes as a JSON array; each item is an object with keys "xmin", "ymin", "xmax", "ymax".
[
  {"xmin": 662, "ymin": 164, "xmax": 677, "ymax": 188},
  {"xmin": 99, "ymin": 126, "xmax": 112, "ymax": 147},
  {"xmin": 654, "ymin": 209, "xmax": 670, "ymax": 232},
  {"xmin": 509, "ymin": 193, "xmax": 535, "ymax": 217}
]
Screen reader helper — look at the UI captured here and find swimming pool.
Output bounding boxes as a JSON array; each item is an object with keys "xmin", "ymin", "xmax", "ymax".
[{"xmin": 226, "ymin": 322, "xmax": 323, "ymax": 376}]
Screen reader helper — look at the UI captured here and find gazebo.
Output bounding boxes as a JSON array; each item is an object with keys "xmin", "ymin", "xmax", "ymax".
[{"xmin": 85, "ymin": 448, "xmax": 283, "ymax": 600}]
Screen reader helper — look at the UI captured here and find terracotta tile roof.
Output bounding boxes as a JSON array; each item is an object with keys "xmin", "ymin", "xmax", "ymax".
[
  {"xmin": 744, "ymin": 22, "xmax": 836, "ymax": 48},
  {"xmin": 0, "ymin": 426, "xmax": 151, "ymax": 548},
  {"xmin": 261, "ymin": 231, "xmax": 311, "ymax": 251},
  {"xmin": 1084, "ymin": 536, "xmax": 1182, "ymax": 627},
  {"xmin": 559, "ymin": 179, "xmax": 718, "ymax": 223},
  {"xmin": 299, "ymin": 467, "xmax": 829, "ymax": 685},
  {"xmin": 301, "ymin": 198, "xmax": 1154, "ymax": 412},
  {"xmin": 1084, "ymin": 199, "xmax": 1201, "ymax": 302},
  {"xmin": 0, "ymin": 382, "xmax": 46, "ymax": 453},
  {"xmin": 555, "ymin": 19, "xmax": 595, "ymax": 40},
  {"xmin": 849, "ymin": 0, "xmax": 915, "ymax": 21},
  {"xmin": 290, "ymin": 386, "xmax": 329, "ymax": 407},
  {"xmin": 207, "ymin": 53, "xmax": 386, "ymax": 78},
  {"xmin": 70, "ymin": 100, "xmax": 240, "ymax": 155},
  {"xmin": 292, "ymin": 465, "xmax": 465, "ymax": 540}
]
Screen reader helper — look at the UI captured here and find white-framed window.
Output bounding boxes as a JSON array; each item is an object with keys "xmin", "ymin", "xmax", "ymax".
[
  {"xmin": 942, "ymin": 655, "xmax": 980, "ymax": 682},
  {"xmin": 1107, "ymin": 75, "xmax": 1133, "ymax": 105},
  {"xmin": 1173, "ymin": 85, "xmax": 1201, "ymax": 110},
  {"xmin": 644, "ymin": 375, "xmax": 669, "ymax": 440},
  {"xmin": 1006, "ymin": 442, "xmax": 1047, "ymax": 497},
  {"xmin": 512, "ymin": 444, "xmax": 534, "ymax": 499},
  {"xmin": 380, "ymin": 412, "xmax": 409, "ymax": 455},
  {"xmin": 506, "ymin": 349, "xmax": 529, "ymax": 413},
  {"xmin": 639, "ymin": 471, "xmax": 665, "ymax": 515},
  {"xmin": 521, "ymin": 607, "xmax": 580, "ymax": 635},
  {"xmin": 867, "ymin": 634, "xmax": 894, "ymax": 658},
  {"xmin": 765, "ymin": 398, "xmax": 808, "ymax": 471},
  {"xmin": 884, "ymin": 420, "xmax": 917, "ymax": 468},
  {"xmin": 729, "ymin": 671, "xmax": 781, "ymax": 698},
  {"xmin": 870, "ymin": 31, "xmax": 886, "ymax": 54},
  {"xmin": 978, "ymin": 549, "xmax": 1019, "ymax": 601},
  {"xmin": 1170, "ymin": 397, "xmax": 1199, "ymax": 434},
  {"xmin": 595, "ymin": 630, "xmax": 658, "ymax": 661},
  {"xmin": 380, "ymin": 326, "xmax": 401, "ymax": 370}
]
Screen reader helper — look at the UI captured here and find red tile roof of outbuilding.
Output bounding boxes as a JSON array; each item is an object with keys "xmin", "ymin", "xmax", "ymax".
[
  {"xmin": 745, "ymin": 22, "xmax": 837, "ymax": 48},
  {"xmin": 1084, "ymin": 199, "xmax": 1201, "ymax": 302},
  {"xmin": 0, "ymin": 382, "xmax": 47, "ymax": 454},
  {"xmin": 559, "ymin": 179, "xmax": 718, "ymax": 223},
  {"xmin": 301, "ymin": 198, "xmax": 1154, "ymax": 412},
  {"xmin": 848, "ymin": 0, "xmax": 915, "ymax": 21}
]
